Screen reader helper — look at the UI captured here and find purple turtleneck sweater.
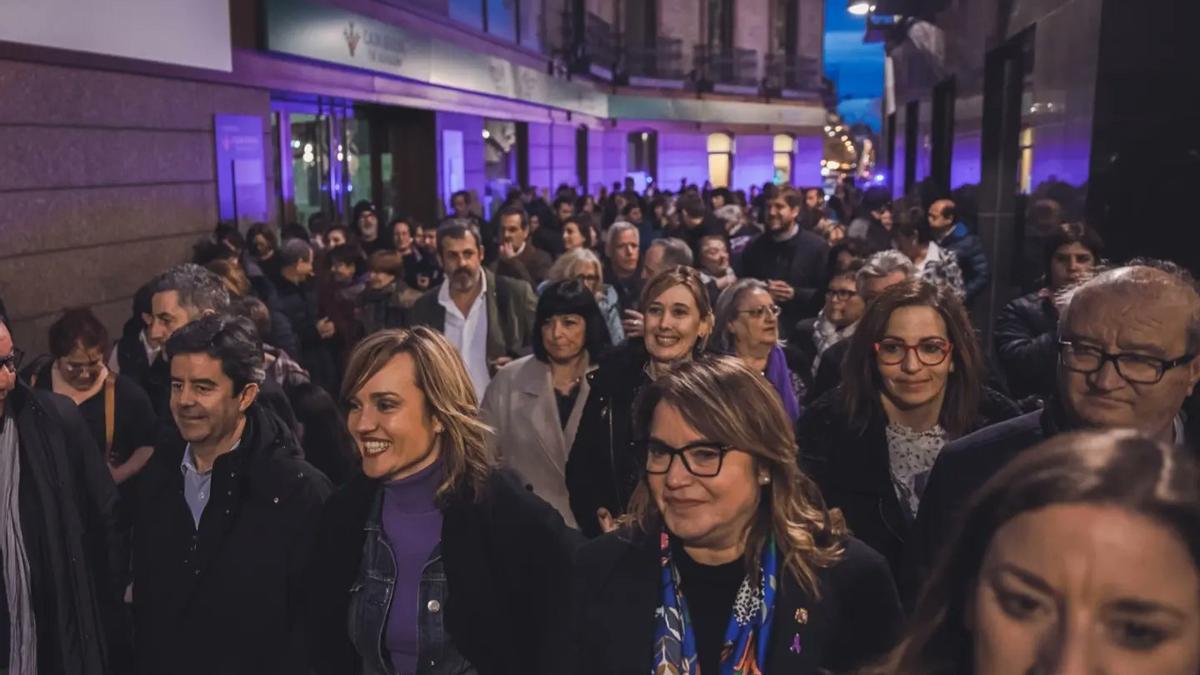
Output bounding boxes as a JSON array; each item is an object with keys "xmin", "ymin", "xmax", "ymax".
[{"xmin": 382, "ymin": 458, "xmax": 444, "ymax": 675}]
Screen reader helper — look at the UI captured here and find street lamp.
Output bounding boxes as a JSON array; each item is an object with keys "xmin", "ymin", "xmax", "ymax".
[{"xmin": 847, "ymin": 0, "xmax": 875, "ymax": 15}]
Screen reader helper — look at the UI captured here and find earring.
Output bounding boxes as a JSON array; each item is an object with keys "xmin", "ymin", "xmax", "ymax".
[{"xmin": 758, "ymin": 475, "xmax": 771, "ymax": 485}]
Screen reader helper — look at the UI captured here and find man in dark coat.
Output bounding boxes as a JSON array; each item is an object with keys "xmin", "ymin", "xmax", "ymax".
[
  {"xmin": 1, "ymin": 313, "xmax": 125, "ymax": 675},
  {"xmin": 133, "ymin": 314, "xmax": 329, "ymax": 675},
  {"xmin": 903, "ymin": 262, "xmax": 1200, "ymax": 606},
  {"xmin": 928, "ymin": 199, "xmax": 991, "ymax": 304},
  {"xmin": 493, "ymin": 206, "xmax": 553, "ymax": 287},
  {"xmin": 737, "ymin": 186, "xmax": 828, "ymax": 340},
  {"xmin": 109, "ymin": 281, "xmax": 171, "ymax": 421},
  {"xmin": 272, "ymin": 239, "xmax": 339, "ymax": 394},
  {"xmin": 406, "ymin": 224, "xmax": 537, "ymax": 400}
]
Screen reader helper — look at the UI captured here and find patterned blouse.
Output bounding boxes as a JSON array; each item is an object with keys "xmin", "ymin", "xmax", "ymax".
[
  {"xmin": 913, "ymin": 241, "xmax": 966, "ymax": 300},
  {"xmin": 885, "ymin": 422, "xmax": 949, "ymax": 518}
]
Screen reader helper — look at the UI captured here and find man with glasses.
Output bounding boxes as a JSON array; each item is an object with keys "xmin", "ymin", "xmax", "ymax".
[
  {"xmin": 794, "ymin": 261, "xmax": 867, "ymax": 381},
  {"xmin": 902, "ymin": 260, "xmax": 1200, "ymax": 605},
  {"xmin": 0, "ymin": 312, "xmax": 124, "ymax": 674}
]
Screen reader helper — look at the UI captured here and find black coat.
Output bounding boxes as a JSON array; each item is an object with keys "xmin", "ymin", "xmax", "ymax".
[
  {"xmin": 797, "ymin": 387, "xmax": 1020, "ymax": 584},
  {"xmin": 737, "ymin": 229, "xmax": 829, "ymax": 338},
  {"xmin": 994, "ymin": 290, "xmax": 1059, "ymax": 401},
  {"xmin": 571, "ymin": 527, "xmax": 903, "ymax": 675},
  {"xmin": 273, "ymin": 276, "xmax": 338, "ymax": 393},
  {"xmin": 132, "ymin": 403, "xmax": 330, "ymax": 675},
  {"xmin": 304, "ymin": 469, "xmax": 583, "ymax": 675},
  {"xmin": 806, "ymin": 338, "xmax": 849, "ymax": 404},
  {"xmin": 113, "ymin": 317, "xmax": 172, "ymax": 422},
  {"xmin": 1, "ymin": 384, "xmax": 124, "ymax": 675},
  {"xmin": 565, "ymin": 342, "xmax": 652, "ymax": 537}
]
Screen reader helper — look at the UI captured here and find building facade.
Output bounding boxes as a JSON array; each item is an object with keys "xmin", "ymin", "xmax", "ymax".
[
  {"xmin": 880, "ymin": 0, "xmax": 1200, "ymax": 334},
  {"xmin": 0, "ymin": 0, "xmax": 828, "ymax": 353}
]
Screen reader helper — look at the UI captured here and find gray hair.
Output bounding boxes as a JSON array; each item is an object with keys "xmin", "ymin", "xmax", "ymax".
[
  {"xmin": 711, "ymin": 278, "xmax": 770, "ymax": 353},
  {"xmin": 606, "ymin": 221, "xmax": 640, "ymax": 259},
  {"xmin": 279, "ymin": 238, "xmax": 314, "ymax": 267},
  {"xmin": 548, "ymin": 247, "xmax": 604, "ymax": 285},
  {"xmin": 857, "ymin": 250, "xmax": 916, "ymax": 294},
  {"xmin": 1059, "ymin": 260, "xmax": 1200, "ymax": 351},
  {"xmin": 152, "ymin": 263, "xmax": 230, "ymax": 315},
  {"xmin": 648, "ymin": 237, "xmax": 694, "ymax": 268}
]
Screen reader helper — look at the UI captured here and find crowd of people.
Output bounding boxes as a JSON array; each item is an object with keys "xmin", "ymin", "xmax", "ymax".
[{"xmin": 1, "ymin": 176, "xmax": 1199, "ymax": 675}]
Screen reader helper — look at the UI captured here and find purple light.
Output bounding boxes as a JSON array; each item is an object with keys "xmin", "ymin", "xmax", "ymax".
[{"xmin": 874, "ymin": 172, "xmax": 886, "ymax": 183}]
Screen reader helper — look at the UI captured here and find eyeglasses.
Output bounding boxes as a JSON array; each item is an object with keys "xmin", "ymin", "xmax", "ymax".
[
  {"xmin": 874, "ymin": 338, "xmax": 953, "ymax": 366},
  {"xmin": 737, "ymin": 304, "xmax": 782, "ymax": 320},
  {"xmin": 643, "ymin": 439, "xmax": 731, "ymax": 478},
  {"xmin": 826, "ymin": 289, "xmax": 856, "ymax": 301},
  {"xmin": 574, "ymin": 273, "xmax": 600, "ymax": 284},
  {"xmin": 1058, "ymin": 341, "xmax": 1195, "ymax": 385},
  {"xmin": 0, "ymin": 347, "xmax": 24, "ymax": 374}
]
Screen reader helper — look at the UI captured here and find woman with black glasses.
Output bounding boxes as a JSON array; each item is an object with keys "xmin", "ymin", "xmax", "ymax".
[
  {"xmin": 797, "ymin": 279, "xmax": 1018, "ymax": 580},
  {"xmin": 572, "ymin": 357, "xmax": 903, "ymax": 674}
]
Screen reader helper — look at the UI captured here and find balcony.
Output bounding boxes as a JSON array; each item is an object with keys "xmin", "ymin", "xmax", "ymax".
[
  {"xmin": 764, "ymin": 53, "xmax": 822, "ymax": 97},
  {"xmin": 565, "ymin": 11, "xmax": 619, "ymax": 78},
  {"xmin": 623, "ymin": 37, "xmax": 686, "ymax": 84},
  {"xmin": 693, "ymin": 45, "xmax": 759, "ymax": 92}
]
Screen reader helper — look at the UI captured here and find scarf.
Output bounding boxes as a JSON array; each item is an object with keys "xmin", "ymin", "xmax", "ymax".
[
  {"xmin": 811, "ymin": 312, "xmax": 856, "ymax": 377},
  {"xmin": 652, "ymin": 531, "xmax": 778, "ymax": 675},
  {"xmin": 0, "ymin": 412, "xmax": 37, "ymax": 675},
  {"xmin": 764, "ymin": 345, "xmax": 801, "ymax": 423}
]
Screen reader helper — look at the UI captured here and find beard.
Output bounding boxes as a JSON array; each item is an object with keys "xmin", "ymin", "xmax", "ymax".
[{"xmin": 450, "ymin": 267, "xmax": 478, "ymax": 293}]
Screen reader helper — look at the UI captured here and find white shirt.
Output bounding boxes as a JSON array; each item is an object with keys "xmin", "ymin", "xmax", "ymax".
[{"xmin": 438, "ymin": 270, "xmax": 491, "ymax": 400}]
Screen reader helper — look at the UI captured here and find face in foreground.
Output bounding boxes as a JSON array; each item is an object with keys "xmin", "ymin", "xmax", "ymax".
[
  {"xmin": 647, "ymin": 402, "xmax": 762, "ymax": 553},
  {"xmin": 644, "ymin": 284, "xmax": 710, "ymax": 366},
  {"xmin": 876, "ymin": 305, "xmax": 954, "ymax": 414},
  {"xmin": 347, "ymin": 353, "xmax": 440, "ymax": 481},
  {"xmin": 972, "ymin": 503, "xmax": 1200, "ymax": 675},
  {"xmin": 541, "ymin": 314, "xmax": 587, "ymax": 364},
  {"xmin": 170, "ymin": 352, "xmax": 256, "ymax": 447},
  {"xmin": 440, "ymin": 235, "xmax": 483, "ymax": 295}
]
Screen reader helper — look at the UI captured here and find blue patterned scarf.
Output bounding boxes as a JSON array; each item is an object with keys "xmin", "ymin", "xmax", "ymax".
[{"xmin": 652, "ymin": 531, "xmax": 779, "ymax": 675}]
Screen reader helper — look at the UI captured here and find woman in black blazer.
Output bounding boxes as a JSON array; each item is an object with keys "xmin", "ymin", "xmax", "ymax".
[
  {"xmin": 573, "ymin": 357, "xmax": 903, "ymax": 674},
  {"xmin": 797, "ymin": 279, "xmax": 1019, "ymax": 583}
]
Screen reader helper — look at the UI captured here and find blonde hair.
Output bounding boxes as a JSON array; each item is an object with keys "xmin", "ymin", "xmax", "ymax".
[
  {"xmin": 340, "ymin": 327, "xmax": 492, "ymax": 503},
  {"xmin": 547, "ymin": 247, "xmax": 604, "ymax": 286},
  {"xmin": 627, "ymin": 356, "xmax": 846, "ymax": 596}
]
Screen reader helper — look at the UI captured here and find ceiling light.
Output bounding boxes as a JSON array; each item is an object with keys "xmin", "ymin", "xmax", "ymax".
[{"xmin": 847, "ymin": 0, "xmax": 873, "ymax": 16}]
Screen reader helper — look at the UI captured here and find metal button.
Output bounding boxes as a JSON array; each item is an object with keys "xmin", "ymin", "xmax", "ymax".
[
  {"xmin": 426, "ymin": 599, "xmax": 441, "ymax": 614},
  {"xmin": 272, "ymin": 497, "xmax": 280, "ymax": 504}
]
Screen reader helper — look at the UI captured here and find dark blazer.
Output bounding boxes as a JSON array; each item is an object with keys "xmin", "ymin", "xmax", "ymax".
[
  {"xmin": 304, "ymin": 469, "xmax": 583, "ymax": 675},
  {"xmin": 797, "ymin": 387, "xmax": 1020, "ymax": 583},
  {"xmin": 133, "ymin": 403, "xmax": 330, "ymax": 675},
  {"xmin": 406, "ymin": 269, "xmax": 538, "ymax": 362},
  {"xmin": 994, "ymin": 289, "xmax": 1059, "ymax": 401},
  {"xmin": 565, "ymin": 342, "xmax": 652, "ymax": 537},
  {"xmin": 572, "ymin": 527, "xmax": 903, "ymax": 675},
  {"xmin": 494, "ymin": 242, "xmax": 554, "ymax": 287},
  {"xmin": 2, "ymin": 384, "xmax": 123, "ymax": 675}
]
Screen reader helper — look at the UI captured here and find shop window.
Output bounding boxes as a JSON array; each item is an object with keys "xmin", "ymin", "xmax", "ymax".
[
  {"xmin": 1018, "ymin": 126, "xmax": 1034, "ymax": 195},
  {"xmin": 707, "ymin": 132, "xmax": 734, "ymax": 188},
  {"xmin": 449, "ymin": 0, "xmax": 525, "ymax": 44},
  {"xmin": 773, "ymin": 133, "xmax": 794, "ymax": 185},
  {"xmin": 343, "ymin": 117, "xmax": 372, "ymax": 214},
  {"xmin": 289, "ymin": 112, "xmax": 333, "ymax": 226}
]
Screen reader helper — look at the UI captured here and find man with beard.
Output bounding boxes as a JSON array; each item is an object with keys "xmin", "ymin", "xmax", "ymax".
[
  {"xmin": 351, "ymin": 201, "xmax": 390, "ymax": 256},
  {"xmin": 737, "ymin": 185, "xmax": 828, "ymax": 339},
  {"xmin": 405, "ymin": 223, "xmax": 537, "ymax": 399}
]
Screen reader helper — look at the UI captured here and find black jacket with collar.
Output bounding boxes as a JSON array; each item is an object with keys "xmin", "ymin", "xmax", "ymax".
[
  {"xmin": 797, "ymin": 387, "xmax": 1020, "ymax": 585},
  {"xmin": 565, "ymin": 342, "xmax": 652, "ymax": 537},
  {"xmin": 571, "ymin": 526, "xmax": 903, "ymax": 675},
  {"xmin": 132, "ymin": 402, "xmax": 330, "ymax": 675},
  {"xmin": 994, "ymin": 290, "xmax": 1059, "ymax": 401},
  {"xmin": 737, "ymin": 227, "xmax": 829, "ymax": 337},
  {"xmin": 304, "ymin": 468, "xmax": 583, "ymax": 675},
  {"xmin": 1, "ymin": 383, "xmax": 124, "ymax": 675},
  {"xmin": 899, "ymin": 401, "xmax": 1069, "ymax": 607},
  {"xmin": 405, "ymin": 269, "xmax": 538, "ymax": 362}
]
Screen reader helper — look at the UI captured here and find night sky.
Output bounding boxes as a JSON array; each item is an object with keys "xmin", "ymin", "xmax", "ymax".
[{"xmin": 824, "ymin": 2, "xmax": 885, "ymax": 131}]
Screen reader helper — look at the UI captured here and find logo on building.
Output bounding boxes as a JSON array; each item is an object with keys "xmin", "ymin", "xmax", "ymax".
[{"xmin": 344, "ymin": 22, "xmax": 362, "ymax": 57}]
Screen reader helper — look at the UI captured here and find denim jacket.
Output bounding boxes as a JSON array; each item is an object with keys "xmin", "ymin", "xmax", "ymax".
[{"xmin": 348, "ymin": 489, "xmax": 476, "ymax": 675}]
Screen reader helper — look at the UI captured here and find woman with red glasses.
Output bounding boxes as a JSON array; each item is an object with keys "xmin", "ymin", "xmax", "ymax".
[{"xmin": 796, "ymin": 278, "xmax": 1018, "ymax": 583}]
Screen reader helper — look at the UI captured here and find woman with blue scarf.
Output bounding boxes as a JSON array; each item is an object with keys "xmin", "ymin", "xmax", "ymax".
[{"xmin": 571, "ymin": 357, "xmax": 904, "ymax": 674}]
